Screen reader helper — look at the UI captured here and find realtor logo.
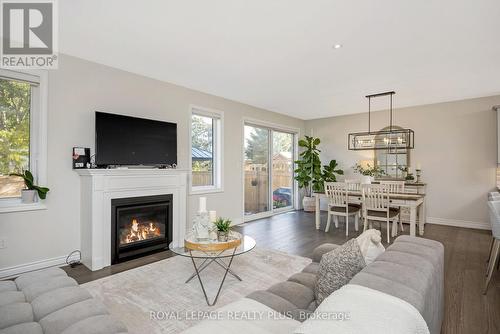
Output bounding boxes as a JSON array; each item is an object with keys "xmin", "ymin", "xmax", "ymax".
[{"xmin": 1, "ymin": 0, "xmax": 58, "ymax": 68}]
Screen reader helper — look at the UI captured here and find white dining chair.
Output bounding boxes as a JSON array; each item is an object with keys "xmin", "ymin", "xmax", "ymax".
[
  {"xmin": 345, "ymin": 179, "xmax": 361, "ymax": 191},
  {"xmin": 362, "ymin": 184, "xmax": 400, "ymax": 243},
  {"xmin": 380, "ymin": 180, "xmax": 406, "ymax": 237},
  {"xmin": 488, "ymin": 191, "xmax": 500, "ymax": 201},
  {"xmin": 484, "ymin": 200, "xmax": 500, "ymax": 294},
  {"xmin": 379, "ymin": 180, "xmax": 405, "ymax": 193},
  {"xmin": 486, "ymin": 194, "xmax": 500, "ymax": 274},
  {"xmin": 324, "ymin": 182, "xmax": 360, "ymax": 236}
]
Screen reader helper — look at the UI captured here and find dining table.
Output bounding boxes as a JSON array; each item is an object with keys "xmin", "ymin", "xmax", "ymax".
[{"xmin": 313, "ymin": 190, "xmax": 426, "ymax": 237}]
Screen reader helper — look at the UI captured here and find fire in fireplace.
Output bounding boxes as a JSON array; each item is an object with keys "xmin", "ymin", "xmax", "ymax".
[
  {"xmin": 121, "ymin": 219, "xmax": 162, "ymax": 245},
  {"xmin": 111, "ymin": 194, "xmax": 172, "ymax": 264}
]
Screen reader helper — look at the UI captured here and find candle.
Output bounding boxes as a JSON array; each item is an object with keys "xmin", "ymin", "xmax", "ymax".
[
  {"xmin": 416, "ymin": 163, "xmax": 422, "ymax": 170},
  {"xmin": 209, "ymin": 210, "xmax": 217, "ymax": 223},
  {"xmin": 198, "ymin": 197, "xmax": 207, "ymax": 213}
]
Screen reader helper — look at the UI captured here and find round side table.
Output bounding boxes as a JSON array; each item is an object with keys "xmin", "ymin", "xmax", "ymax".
[{"xmin": 169, "ymin": 232, "xmax": 256, "ymax": 306}]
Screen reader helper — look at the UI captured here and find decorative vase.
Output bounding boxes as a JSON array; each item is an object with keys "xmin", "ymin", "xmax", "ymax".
[
  {"xmin": 21, "ymin": 190, "xmax": 37, "ymax": 203},
  {"xmin": 217, "ymin": 231, "xmax": 229, "ymax": 242},
  {"xmin": 192, "ymin": 212, "xmax": 210, "ymax": 241},
  {"xmin": 302, "ymin": 196, "xmax": 316, "ymax": 212},
  {"xmin": 361, "ymin": 175, "xmax": 374, "ymax": 184}
]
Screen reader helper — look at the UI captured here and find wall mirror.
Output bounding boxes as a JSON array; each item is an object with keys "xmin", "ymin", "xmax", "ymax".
[{"xmin": 374, "ymin": 125, "xmax": 410, "ymax": 178}]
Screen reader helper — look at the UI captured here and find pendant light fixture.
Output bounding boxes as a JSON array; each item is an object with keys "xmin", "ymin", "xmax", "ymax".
[{"xmin": 348, "ymin": 91, "xmax": 415, "ymax": 150}]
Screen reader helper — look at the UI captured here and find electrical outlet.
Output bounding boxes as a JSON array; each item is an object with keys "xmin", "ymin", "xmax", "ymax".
[{"xmin": 0, "ymin": 238, "xmax": 6, "ymax": 249}]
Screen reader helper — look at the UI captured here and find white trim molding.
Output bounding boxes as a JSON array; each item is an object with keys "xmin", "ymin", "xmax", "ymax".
[
  {"xmin": 0, "ymin": 253, "xmax": 80, "ymax": 279},
  {"xmin": 189, "ymin": 105, "xmax": 224, "ymax": 195},
  {"xmin": 0, "ymin": 69, "xmax": 48, "ymax": 213},
  {"xmin": 427, "ymin": 217, "xmax": 491, "ymax": 230}
]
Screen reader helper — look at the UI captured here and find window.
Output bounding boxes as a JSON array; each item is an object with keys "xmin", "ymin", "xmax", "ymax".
[
  {"xmin": 0, "ymin": 69, "xmax": 47, "ymax": 209},
  {"xmin": 190, "ymin": 106, "xmax": 223, "ymax": 193},
  {"xmin": 244, "ymin": 121, "xmax": 297, "ymax": 219}
]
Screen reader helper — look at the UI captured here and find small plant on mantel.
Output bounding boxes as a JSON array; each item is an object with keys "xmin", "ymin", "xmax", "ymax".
[
  {"xmin": 214, "ymin": 217, "xmax": 232, "ymax": 242},
  {"xmin": 9, "ymin": 170, "xmax": 49, "ymax": 203}
]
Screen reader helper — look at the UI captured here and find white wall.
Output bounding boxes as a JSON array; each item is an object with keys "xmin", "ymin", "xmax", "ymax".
[
  {"xmin": 305, "ymin": 95, "xmax": 500, "ymax": 228},
  {"xmin": 0, "ymin": 55, "xmax": 305, "ymax": 274}
]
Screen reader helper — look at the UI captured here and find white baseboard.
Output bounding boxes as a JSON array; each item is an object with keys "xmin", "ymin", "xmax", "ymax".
[
  {"xmin": 426, "ymin": 217, "xmax": 491, "ymax": 230},
  {"xmin": 0, "ymin": 253, "xmax": 80, "ymax": 279}
]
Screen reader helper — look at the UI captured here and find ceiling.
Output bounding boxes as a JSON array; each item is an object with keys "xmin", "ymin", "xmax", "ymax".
[{"xmin": 59, "ymin": 0, "xmax": 500, "ymax": 120}]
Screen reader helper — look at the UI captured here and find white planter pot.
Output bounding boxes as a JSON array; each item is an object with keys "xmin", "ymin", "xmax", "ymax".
[
  {"xmin": 302, "ymin": 196, "xmax": 316, "ymax": 212},
  {"xmin": 21, "ymin": 189, "xmax": 37, "ymax": 203},
  {"xmin": 361, "ymin": 175, "xmax": 375, "ymax": 184}
]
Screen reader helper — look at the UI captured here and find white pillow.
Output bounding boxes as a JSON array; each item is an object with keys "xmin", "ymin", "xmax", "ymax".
[{"xmin": 355, "ymin": 229, "xmax": 385, "ymax": 265}]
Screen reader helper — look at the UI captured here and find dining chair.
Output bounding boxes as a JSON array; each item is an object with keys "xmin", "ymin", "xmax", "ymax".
[
  {"xmin": 324, "ymin": 182, "xmax": 360, "ymax": 236},
  {"xmin": 345, "ymin": 179, "xmax": 361, "ymax": 191},
  {"xmin": 484, "ymin": 200, "xmax": 500, "ymax": 294},
  {"xmin": 379, "ymin": 180, "xmax": 405, "ymax": 193},
  {"xmin": 362, "ymin": 184, "xmax": 400, "ymax": 243},
  {"xmin": 488, "ymin": 191, "xmax": 500, "ymax": 201},
  {"xmin": 380, "ymin": 180, "xmax": 406, "ymax": 237},
  {"xmin": 486, "ymin": 194, "xmax": 500, "ymax": 274}
]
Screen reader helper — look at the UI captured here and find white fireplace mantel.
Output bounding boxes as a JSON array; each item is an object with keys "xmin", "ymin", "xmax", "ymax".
[{"xmin": 76, "ymin": 168, "xmax": 188, "ymax": 271}]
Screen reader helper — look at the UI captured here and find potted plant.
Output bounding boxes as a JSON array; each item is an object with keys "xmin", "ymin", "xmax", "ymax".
[
  {"xmin": 294, "ymin": 136, "xmax": 322, "ymax": 211},
  {"xmin": 353, "ymin": 163, "xmax": 385, "ymax": 183},
  {"xmin": 9, "ymin": 170, "xmax": 50, "ymax": 203},
  {"xmin": 320, "ymin": 159, "xmax": 344, "ymax": 189},
  {"xmin": 398, "ymin": 166, "xmax": 415, "ymax": 181},
  {"xmin": 214, "ymin": 217, "xmax": 232, "ymax": 242}
]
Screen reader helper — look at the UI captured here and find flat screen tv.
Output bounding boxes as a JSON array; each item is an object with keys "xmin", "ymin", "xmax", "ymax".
[{"xmin": 95, "ymin": 111, "xmax": 177, "ymax": 167}]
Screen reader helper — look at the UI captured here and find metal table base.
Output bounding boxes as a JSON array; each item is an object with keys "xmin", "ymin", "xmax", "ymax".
[{"xmin": 188, "ymin": 248, "xmax": 239, "ymax": 306}]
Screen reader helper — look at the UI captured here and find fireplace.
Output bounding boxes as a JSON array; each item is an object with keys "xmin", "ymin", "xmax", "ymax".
[{"xmin": 111, "ymin": 194, "xmax": 172, "ymax": 264}]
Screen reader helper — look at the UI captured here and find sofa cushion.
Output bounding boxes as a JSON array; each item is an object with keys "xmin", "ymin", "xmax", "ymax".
[
  {"xmin": 0, "ymin": 281, "xmax": 17, "ymax": 293},
  {"xmin": 315, "ymin": 238, "xmax": 366, "ymax": 304},
  {"xmin": 350, "ymin": 236, "xmax": 444, "ymax": 334},
  {"xmin": 39, "ymin": 299, "xmax": 109, "ymax": 334},
  {"xmin": 0, "ymin": 303, "xmax": 34, "ymax": 330},
  {"xmin": 60, "ymin": 315, "xmax": 127, "ymax": 334},
  {"xmin": 287, "ymin": 272, "xmax": 317, "ymax": 290},
  {"xmin": 22, "ymin": 276, "xmax": 78, "ymax": 302},
  {"xmin": 246, "ymin": 290, "xmax": 297, "ymax": 314},
  {"xmin": 301, "ymin": 262, "xmax": 319, "ymax": 275},
  {"xmin": 311, "ymin": 243, "xmax": 338, "ymax": 263},
  {"xmin": 0, "ymin": 291, "xmax": 25, "ymax": 307},
  {"xmin": 0, "ymin": 322, "xmax": 43, "ymax": 334},
  {"xmin": 267, "ymin": 281, "xmax": 314, "ymax": 310},
  {"xmin": 181, "ymin": 298, "xmax": 300, "ymax": 334},
  {"xmin": 31, "ymin": 286, "xmax": 92, "ymax": 321},
  {"xmin": 15, "ymin": 268, "xmax": 67, "ymax": 290}
]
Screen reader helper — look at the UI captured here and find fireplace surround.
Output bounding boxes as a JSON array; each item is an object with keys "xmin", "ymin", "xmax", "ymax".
[
  {"xmin": 77, "ymin": 169, "xmax": 187, "ymax": 271},
  {"xmin": 111, "ymin": 194, "xmax": 172, "ymax": 264}
]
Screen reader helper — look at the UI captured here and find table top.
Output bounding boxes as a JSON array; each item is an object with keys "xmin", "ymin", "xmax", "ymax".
[
  {"xmin": 314, "ymin": 190, "xmax": 424, "ymax": 201},
  {"xmin": 169, "ymin": 234, "xmax": 256, "ymax": 259}
]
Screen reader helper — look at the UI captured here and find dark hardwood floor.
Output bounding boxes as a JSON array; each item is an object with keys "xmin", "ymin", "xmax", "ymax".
[{"xmin": 63, "ymin": 210, "xmax": 500, "ymax": 334}]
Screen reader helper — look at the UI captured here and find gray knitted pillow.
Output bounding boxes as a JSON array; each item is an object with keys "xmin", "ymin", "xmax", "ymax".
[{"xmin": 314, "ymin": 238, "xmax": 366, "ymax": 305}]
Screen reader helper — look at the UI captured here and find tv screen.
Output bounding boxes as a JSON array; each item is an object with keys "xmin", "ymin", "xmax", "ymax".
[{"xmin": 95, "ymin": 112, "xmax": 177, "ymax": 167}]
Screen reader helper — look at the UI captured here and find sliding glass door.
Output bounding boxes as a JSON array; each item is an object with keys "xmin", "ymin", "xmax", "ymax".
[{"xmin": 244, "ymin": 124, "xmax": 295, "ymax": 218}]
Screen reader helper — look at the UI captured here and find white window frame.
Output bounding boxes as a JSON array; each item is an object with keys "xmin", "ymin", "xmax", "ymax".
[
  {"xmin": 0, "ymin": 69, "xmax": 48, "ymax": 213},
  {"xmin": 189, "ymin": 105, "xmax": 224, "ymax": 194}
]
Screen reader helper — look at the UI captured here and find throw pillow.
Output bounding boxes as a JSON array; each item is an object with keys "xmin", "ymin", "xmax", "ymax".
[
  {"xmin": 356, "ymin": 229, "xmax": 385, "ymax": 265},
  {"xmin": 314, "ymin": 238, "xmax": 366, "ymax": 305}
]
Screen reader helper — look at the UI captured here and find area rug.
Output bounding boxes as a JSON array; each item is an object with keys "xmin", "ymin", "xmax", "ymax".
[{"xmin": 82, "ymin": 248, "xmax": 311, "ymax": 334}]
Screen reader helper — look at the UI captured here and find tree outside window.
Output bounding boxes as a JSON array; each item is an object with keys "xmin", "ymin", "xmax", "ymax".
[{"xmin": 0, "ymin": 79, "xmax": 31, "ymax": 198}]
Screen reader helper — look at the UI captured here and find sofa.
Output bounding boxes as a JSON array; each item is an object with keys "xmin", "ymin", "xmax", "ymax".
[
  {"xmin": 183, "ymin": 235, "xmax": 444, "ymax": 334},
  {"xmin": 0, "ymin": 267, "xmax": 127, "ymax": 334}
]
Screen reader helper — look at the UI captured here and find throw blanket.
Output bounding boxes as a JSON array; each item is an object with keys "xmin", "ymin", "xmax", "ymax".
[{"xmin": 295, "ymin": 284, "xmax": 429, "ymax": 334}]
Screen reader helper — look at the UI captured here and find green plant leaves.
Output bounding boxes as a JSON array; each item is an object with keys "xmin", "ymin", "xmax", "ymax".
[{"xmin": 8, "ymin": 169, "xmax": 49, "ymax": 198}]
